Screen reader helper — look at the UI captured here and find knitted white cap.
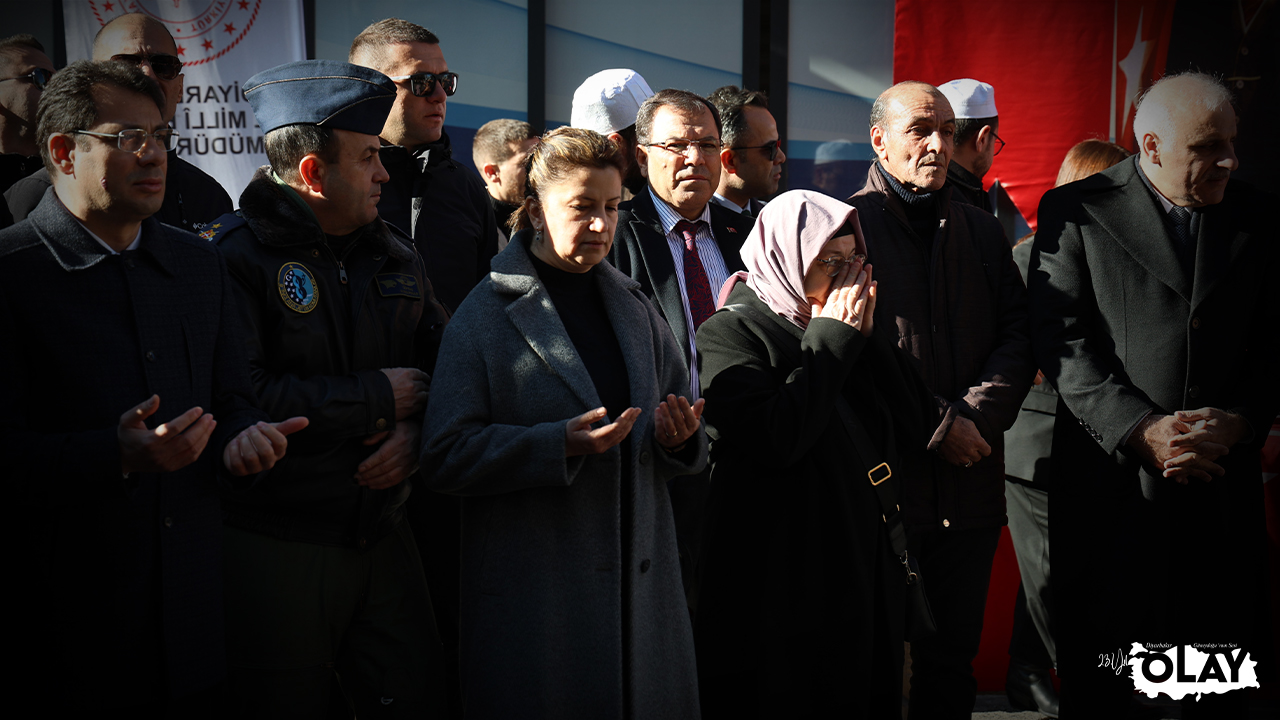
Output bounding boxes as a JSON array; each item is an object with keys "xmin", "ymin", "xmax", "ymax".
[
  {"xmin": 938, "ymin": 78, "xmax": 998, "ymax": 119},
  {"xmin": 570, "ymin": 69, "xmax": 654, "ymax": 135}
]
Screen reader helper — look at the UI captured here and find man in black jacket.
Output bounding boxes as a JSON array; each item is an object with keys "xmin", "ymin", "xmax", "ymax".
[
  {"xmin": 0, "ymin": 59, "xmax": 299, "ymax": 714},
  {"xmin": 5, "ymin": 13, "xmax": 232, "ymax": 232},
  {"xmin": 349, "ymin": 18, "xmax": 499, "ymax": 314},
  {"xmin": 209, "ymin": 60, "xmax": 451, "ymax": 717}
]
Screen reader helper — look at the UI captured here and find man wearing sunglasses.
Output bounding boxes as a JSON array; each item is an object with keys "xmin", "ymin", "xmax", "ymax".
[
  {"xmin": 5, "ymin": 13, "xmax": 232, "ymax": 234},
  {"xmin": 938, "ymin": 79, "xmax": 1002, "ymax": 214},
  {"xmin": 349, "ymin": 18, "xmax": 499, "ymax": 316},
  {"xmin": 0, "ymin": 34, "xmax": 54, "ymax": 212},
  {"xmin": 708, "ymin": 85, "xmax": 786, "ymax": 219},
  {"xmin": 0, "ymin": 59, "xmax": 301, "ymax": 714}
]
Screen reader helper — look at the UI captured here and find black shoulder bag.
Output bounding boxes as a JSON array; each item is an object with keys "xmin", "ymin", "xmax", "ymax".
[{"xmin": 721, "ymin": 303, "xmax": 937, "ymax": 640}]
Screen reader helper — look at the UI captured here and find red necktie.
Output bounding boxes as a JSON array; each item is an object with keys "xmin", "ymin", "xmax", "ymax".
[{"xmin": 676, "ymin": 219, "xmax": 716, "ymax": 329}]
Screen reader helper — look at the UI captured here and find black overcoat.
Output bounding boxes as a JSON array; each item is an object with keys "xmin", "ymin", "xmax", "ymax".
[
  {"xmin": 693, "ymin": 284, "xmax": 936, "ymax": 718},
  {"xmin": 0, "ymin": 189, "xmax": 263, "ymax": 706},
  {"xmin": 1030, "ymin": 157, "xmax": 1279, "ymax": 700}
]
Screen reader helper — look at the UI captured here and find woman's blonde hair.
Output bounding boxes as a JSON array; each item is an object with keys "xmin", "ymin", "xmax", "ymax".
[
  {"xmin": 509, "ymin": 126, "xmax": 626, "ymax": 231},
  {"xmin": 1054, "ymin": 139, "xmax": 1131, "ymax": 188}
]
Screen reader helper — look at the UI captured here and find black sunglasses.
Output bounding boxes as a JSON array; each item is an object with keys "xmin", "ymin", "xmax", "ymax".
[
  {"xmin": 388, "ymin": 71, "xmax": 458, "ymax": 97},
  {"xmin": 732, "ymin": 139, "xmax": 783, "ymax": 162},
  {"xmin": 0, "ymin": 67, "xmax": 53, "ymax": 89},
  {"xmin": 111, "ymin": 53, "xmax": 184, "ymax": 81}
]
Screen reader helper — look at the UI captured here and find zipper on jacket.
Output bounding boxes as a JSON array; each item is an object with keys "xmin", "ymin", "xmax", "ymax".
[{"xmin": 338, "ymin": 260, "xmax": 348, "ymax": 284}]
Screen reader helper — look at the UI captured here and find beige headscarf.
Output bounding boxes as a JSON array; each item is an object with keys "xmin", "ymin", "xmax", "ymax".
[{"xmin": 717, "ymin": 189, "xmax": 867, "ymax": 328}]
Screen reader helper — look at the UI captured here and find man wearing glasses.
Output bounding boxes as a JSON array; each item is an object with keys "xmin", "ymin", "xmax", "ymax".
[
  {"xmin": 609, "ymin": 89, "xmax": 754, "ymax": 615},
  {"xmin": 349, "ymin": 17, "xmax": 499, "ymax": 315},
  {"xmin": 938, "ymin": 78, "xmax": 1003, "ymax": 214},
  {"xmin": 0, "ymin": 34, "xmax": 54, "ymax": 210},
  {"xmin": 708, "ymin": 85, "xmax": 786, "ymax": 219},
  {"xmin": 6, "ymin": 13, "xmax": 233, "ymax": 234},
  {"xmin": 0, "ymin": 59, "xmax": 300, "ymax": 713},
  {"xmin": 847, "ymin": 81, "xmax": 1033, "ymax": 720}
]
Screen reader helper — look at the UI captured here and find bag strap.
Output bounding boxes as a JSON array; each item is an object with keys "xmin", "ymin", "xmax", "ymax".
[{"xmin": 720, "ymin": 302, "xmax": 913, "ymax": 562}]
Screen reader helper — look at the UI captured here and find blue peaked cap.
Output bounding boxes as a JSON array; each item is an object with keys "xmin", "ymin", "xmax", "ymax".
[{"xmin": 244, "ymin": 60, "xmax": 395, "ymax": 136}]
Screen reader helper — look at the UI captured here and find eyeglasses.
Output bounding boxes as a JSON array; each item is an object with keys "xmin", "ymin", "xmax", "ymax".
[
  {"xmin": 732, "ymin": 139, "xmax": 783, "ymax": 162},
  {"xmin": 816, "ymin": 253, "xmax": 866, "ymax": 277},
  {"xmin": 111, "ymin": 53, "xmax": 184, "ymax": 81},
  {"xmin": 645, "ymin": 139, "xmax": 723, "ymax": 159},
  {"xmin": 388, "ymin": 71, "xmax": 459, "ymax": 97},
  {"xmin": 991, "ymin": 131, "xmax": 1006, "ymax": 157},
  {"xmin": 73, "ymin": 128, "xmax": 177, "ymax": 153},
  {"xmin": 0, "ymin": 68, "xmax": 53, "ymax": 89}
]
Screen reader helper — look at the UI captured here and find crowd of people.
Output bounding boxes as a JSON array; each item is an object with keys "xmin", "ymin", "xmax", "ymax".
[{"xmin": 1, "ymin": 12, "xmax": 1274, "ymax": 720}]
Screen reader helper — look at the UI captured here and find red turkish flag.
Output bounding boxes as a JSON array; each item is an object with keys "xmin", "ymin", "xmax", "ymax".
[{"xmin": 893, "ymin": 0, "xmax": 1174, "ymax": 231}]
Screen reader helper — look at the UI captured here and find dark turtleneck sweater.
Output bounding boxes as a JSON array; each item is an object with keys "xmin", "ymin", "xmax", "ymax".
[
  {"xmin": 877, "ymin": 163, "xmax": 940, "ymax": 249},
  {"xmin": 527, "ymin": 251, "xmax": 631, "ymax": 419}
]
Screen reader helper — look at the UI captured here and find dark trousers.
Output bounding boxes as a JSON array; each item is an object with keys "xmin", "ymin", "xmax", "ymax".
[
  {"xmin": 1005, "ymin": 480, "xmax": 1056, "ymax": 669},
  {"xmin": 906, "ymin": 525, "xmax": 1002, "ymax": 720},
  {"xmin": 223, "ymin": 522, "xmax": 448, "ymax": 719}
]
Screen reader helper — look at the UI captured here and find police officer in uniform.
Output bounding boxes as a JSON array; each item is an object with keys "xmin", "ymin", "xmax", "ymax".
[{"xmin": 207, "ymin": 60, "xmax": 450, "ymax": 717}]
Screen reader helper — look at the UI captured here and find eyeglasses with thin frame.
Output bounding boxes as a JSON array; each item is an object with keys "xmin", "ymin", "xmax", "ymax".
[
  {"xmin": 111, "ymin": 53, "xmax": 184, "ymax": 81},
  {"xmin": 991, "ymin": 131, "xmax": 1006, "ymax": 157},
  {"xmin": 0, "ymin": 68, "xmax": 53, "ymax": 89},
  {"xmin": 73, "ymin": 128, "xmax": 178, "ymax": 153},
  {"xmin": 816, "ymin": 253, "xmax": 866, "ymax": 277},
  {"xmin": 731, "ymin": 139, "xmax": 783, "ymax": 162},
  {"xmin": 388, "ymin": 71, "xmax": 459, "ymax": 97},
  {"xmin": 645, "ymin": 139, "xmax": 723, "ymax": 159}
]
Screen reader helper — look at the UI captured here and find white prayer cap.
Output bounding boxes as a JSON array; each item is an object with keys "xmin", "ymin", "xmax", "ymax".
[
  {"xmin": 938, "ymin": 78, "xmax": 998, "ymax": 119},
  {"xmin": 570, "ymin": 69, "xmax": 654, "ymax": 135}
]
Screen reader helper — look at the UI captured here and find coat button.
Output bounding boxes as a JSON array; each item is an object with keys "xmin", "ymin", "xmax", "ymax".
[
  {"xmin": 163, "ymin": 516, "xmax": 173, "ymax": 528},
  {"xmin": 1188, "ymin": 385, "xmax": 1199, "ymax": 399},
  {"xmin": 640, "ymin": 559, "xmax": 651, "ymax": 573},
  {"xmin": 639, "ymin": 451, "xmax": 651, "ymax": 465},
  {"xmin": 312, "ymin": 249, "xmax": 320, "ymax": 257},
  {"xmin": 145, "ymin": 351, "xmax": 156, "ymax": 362},
  {"xmin": 942, "ymin": 519, "xmax": 951, "ymax": 528},
  {"xmin": 1191, "ymin": 317, "xmax": 1201, "ymax": 330},
  {"xmin": 358, "ymin": 538, "xmax": 368, "ymax": 550},
  {"xmin": 375, "ymin": 418, "xmax": 387, "ymax": 430}
]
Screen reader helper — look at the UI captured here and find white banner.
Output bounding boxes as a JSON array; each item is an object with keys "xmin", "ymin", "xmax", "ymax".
[{"xmin": 62, "ymin": 0, "xmax": 306, "ymax": 200}]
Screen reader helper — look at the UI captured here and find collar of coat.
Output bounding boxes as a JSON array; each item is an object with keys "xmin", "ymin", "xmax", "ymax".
[
  {"xmin": 3, "ymin": 185, "xmax": 178, "ymax": 274},
  {"xmin": 490, "ymin": 228, "xmax": 641, "ymax": 297},
  {"xmin": 236, "ymin": 166, "xmax": 415, "ymax": 263},
  {"xmin": 859, "ymin": 160, "xmax": 954, "ymax": 229},
  {"xmin": 380, "ymin": 130, "xmax": 455, "ymax": 173}
]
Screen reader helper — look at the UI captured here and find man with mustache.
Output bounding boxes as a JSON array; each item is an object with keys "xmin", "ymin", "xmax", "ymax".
[
  {"xmin": 206, "ymin": 60, "xmax": 451, "ymax": 716},
  {"xmin": 1031, "ymin": 72, "xmax": 1276, "ymax": 717},
  {"xmin": 846, "ymin": 81, "xmax": 1034, "ymax": 720},
  {"xmin": 0, "ymin": 59, "xmax": 301, "ymax": 713},
  {"xmin": 608, "ymin": 88, "xmax": 753, "ymax": 614},
  {"xmin": 6, "ymin": 13, "xmax": 233, "ymax": 233}
]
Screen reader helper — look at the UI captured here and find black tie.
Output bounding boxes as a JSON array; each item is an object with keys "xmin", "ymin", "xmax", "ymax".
[{"xmin": 1168, "ymin": 205, "xmax": 1192, "ymax": 247}]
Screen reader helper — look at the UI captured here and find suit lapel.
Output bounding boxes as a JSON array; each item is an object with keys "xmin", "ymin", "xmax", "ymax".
[
  {"xmin": 1084, "ymin": 161, "xmax": 1192, "ymax": 302},
  {"xmin": 709, "ymin": 203, "xmax": 749, "ymax": 274},
  {"xmin": 629, "ymin": 193, "xmax": 691, "ymax": 363},
  {"xmin": 1190, "ymin": 196, "xmax": 1250, "ymax": 311}
]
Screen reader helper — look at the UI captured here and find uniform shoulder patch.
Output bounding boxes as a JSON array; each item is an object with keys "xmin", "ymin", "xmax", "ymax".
[
  {"xmin": 376, "ymin": 273, "xmax": 421, "ymax": 299},
  {"xmin": 201, "ymin": 212, "xmax": 248, "ymax": 244},
  {"xmin": 278, "ymin": 262, "xmax": 320, "ymax": 313}
]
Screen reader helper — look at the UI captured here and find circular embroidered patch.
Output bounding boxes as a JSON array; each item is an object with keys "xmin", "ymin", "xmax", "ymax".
[{"xmin": 277, "ymin": 262, "xmax": 319, "ymax": 313}]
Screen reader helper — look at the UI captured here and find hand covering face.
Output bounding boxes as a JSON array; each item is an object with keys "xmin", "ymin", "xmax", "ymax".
[{"xmin": 718, "ymin": 189, "xmax": 867, "ymax": 328}]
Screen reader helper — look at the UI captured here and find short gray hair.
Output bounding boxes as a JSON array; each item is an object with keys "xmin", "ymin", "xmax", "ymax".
[{"xmin": 1133, "ymin": 72, "xmax": 1233, "ymax": 145}]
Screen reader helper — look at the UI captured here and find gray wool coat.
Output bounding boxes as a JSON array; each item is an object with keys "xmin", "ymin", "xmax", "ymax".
[{"xmin": 421, "ymin": 231, "xmax": 707, "ymax": 720}]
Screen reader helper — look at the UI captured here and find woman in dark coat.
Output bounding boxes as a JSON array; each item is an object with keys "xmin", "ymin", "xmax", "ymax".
[
  {"xmin": 420, "ymin": 127, "xmax": 708, "ymax": 719},
  {"xmin": 693, "ymin": 190, "xmax": 936, "ymax": 718}
]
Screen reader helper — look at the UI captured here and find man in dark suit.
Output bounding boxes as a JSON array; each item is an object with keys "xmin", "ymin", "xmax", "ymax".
[
  {"xmin": 1031, "ymin": 72, "xmax": 1277, "ymax": 718},
  {"xmin": 608, "ymin": 88, "xmax": 753, "ymax": 614},
  {"xmin": 5, "ymin": 13, "xmax": 234, "ymax": 233},
  {"xmin": 708, "ymin": 85, "xmax": 785, "ymax": 219},
  {"xmin": 0, "ymin": 59, "xmax": 300, "ymax": 714}
]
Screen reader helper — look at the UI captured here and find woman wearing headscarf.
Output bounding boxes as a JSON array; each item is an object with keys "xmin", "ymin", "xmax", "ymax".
[
  {"xmin": 693, "ymin": 189, "xmax": 936, "ymax": 718},
  {"xmin": 420, "ymin": 127, "xmax": 707, "ymax": 719}
]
